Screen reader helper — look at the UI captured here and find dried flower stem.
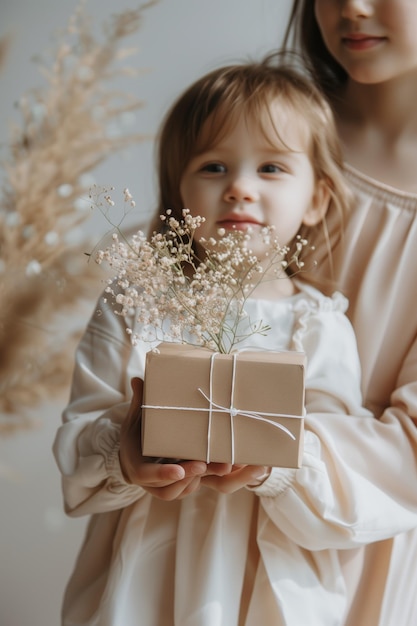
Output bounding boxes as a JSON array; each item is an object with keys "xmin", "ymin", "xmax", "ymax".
[{"xmin": 0, "ymin": 2, "xmax": 158, "ymax": 429}]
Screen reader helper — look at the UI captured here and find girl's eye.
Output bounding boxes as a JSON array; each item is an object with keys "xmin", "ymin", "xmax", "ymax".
[
  {"xmin": 259, "ymin": 163, "xmax": 283, "ymax": 174},
  {"xmin": 200, "ymin": 163, "xmax": 226, "ymax": 174}
]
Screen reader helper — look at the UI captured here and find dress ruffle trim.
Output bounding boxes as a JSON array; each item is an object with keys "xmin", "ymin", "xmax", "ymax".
[{"xmin": 291, "ymin": 288, "xmax": 348, "ymax": 352}]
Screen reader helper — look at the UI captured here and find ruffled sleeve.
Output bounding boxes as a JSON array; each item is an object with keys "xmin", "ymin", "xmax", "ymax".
[
  {"xmin": 53, "ymin": 295, "xmax": 146, "ymax": 516},
  {"xmin": 251, "ymin": 289, "xmax": 417, "ymax": 549},
  {"xmin": 292, "ymin": 290, "xmax": 364, "ymax": 411}
]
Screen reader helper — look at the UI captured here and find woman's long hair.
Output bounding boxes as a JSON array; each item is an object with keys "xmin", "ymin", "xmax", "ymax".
[{"xmin": 282, "ymin": 0, "xmax": 348, "ymax": 97}]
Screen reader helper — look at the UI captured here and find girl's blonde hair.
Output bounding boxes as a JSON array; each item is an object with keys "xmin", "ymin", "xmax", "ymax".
[{"xmin": 149, "ymin": 52, "xmax": 351, "ymax": 288}]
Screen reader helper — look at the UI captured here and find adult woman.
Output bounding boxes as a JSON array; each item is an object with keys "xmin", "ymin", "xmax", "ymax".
[{"xmin": 283, "ymin": 2, "xmax": 417, "ymax": 624}]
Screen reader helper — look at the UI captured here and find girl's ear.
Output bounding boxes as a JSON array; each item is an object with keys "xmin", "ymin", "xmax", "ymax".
[{"xmin": 302, "ymin": 179, "xmax": 331, "ymax": 227}]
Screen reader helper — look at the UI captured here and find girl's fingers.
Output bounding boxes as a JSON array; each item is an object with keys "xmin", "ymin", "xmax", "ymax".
[
  {"xmin": 203, "ymin": 462, "xmax": 233, "ymax": 476},
  {"xmin": 131, "ymin": 460, "xmax": 207, "ymax": 489},
  {"xmin": 201, "ymin": 465, "xmax": 268, "ymax": 494},
  {"xmin": 146, "ymin": 474, "xmax": 203, "ymax": 501},
  {"xmin": 127, "ymin": 377, "xmax": 144, "ymax": 419}
]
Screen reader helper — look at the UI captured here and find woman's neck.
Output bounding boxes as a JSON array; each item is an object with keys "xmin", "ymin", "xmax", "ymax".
[{"xmin": 332, "ymin": 76, "xmax": 417, "ymax": 191}]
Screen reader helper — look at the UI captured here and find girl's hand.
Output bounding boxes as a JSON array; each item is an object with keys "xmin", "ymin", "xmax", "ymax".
[
  {"xmin": 119, "ymin": 378, "xmax": 270, "ymax": 499},
  {"xmin": 201, "ymin": 464, "xmax": 271, "ymax": 493},
  {"xmin": 119, "ymin": 377, "xmax": 208, "ymax": 500}
]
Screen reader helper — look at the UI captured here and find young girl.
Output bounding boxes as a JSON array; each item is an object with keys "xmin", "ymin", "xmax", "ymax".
[
  {"xmin": 283, "ymin": 2, "xmax": 417, "ymax": 625},
  {"xmin": 54, "ymin": 56, "xmax": 373, "ymax": 626}
]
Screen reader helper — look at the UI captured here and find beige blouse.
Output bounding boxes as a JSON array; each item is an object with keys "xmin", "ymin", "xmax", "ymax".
[
  {"xmin": 53, "ymin": 163, "xmax": 417, "ymax": 626},
  {"xmin": 319, "ymin": 163, "xmax": 417, "ymax": 626}
]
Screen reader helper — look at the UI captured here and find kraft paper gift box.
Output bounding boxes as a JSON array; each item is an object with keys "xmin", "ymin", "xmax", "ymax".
[{"xmin": 141, "ymin": 342, "xmax": 306, "ymax": 468}]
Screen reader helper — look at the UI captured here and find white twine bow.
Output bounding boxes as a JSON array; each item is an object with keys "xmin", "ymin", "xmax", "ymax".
[{"xmin": 199, "ymin": 352, "xmax": 296, "ymax": 463}]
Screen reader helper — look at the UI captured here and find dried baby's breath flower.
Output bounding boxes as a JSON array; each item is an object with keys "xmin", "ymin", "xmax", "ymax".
[{"xmin": 96, "ymin": 188, "xmax": 311, "ymax": 354}]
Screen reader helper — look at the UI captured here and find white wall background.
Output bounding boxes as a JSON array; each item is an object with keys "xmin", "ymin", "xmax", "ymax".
[{"xmin": 0, "ymin": 1, "xmax": 291, "ymax": 624}]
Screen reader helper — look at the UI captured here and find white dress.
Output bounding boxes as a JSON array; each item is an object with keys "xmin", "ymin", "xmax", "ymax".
[{"xmin": 54, "ymin": 280, "xmax": 382, "ymax": 626}]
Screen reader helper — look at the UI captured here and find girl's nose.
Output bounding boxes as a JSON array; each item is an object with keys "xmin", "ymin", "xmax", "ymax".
[
  {"xmin": 341, "ymin": 0, "xmax": 373, "ymax": 19},
  {"xmin": 223, "ymin": 177, "xmax": 259, "ymax": 203}
]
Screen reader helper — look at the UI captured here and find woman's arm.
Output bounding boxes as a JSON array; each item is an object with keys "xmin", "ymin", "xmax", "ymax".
[{"xmin": 252, "ymin": 297, "xmax": 417, "ymax": 549}]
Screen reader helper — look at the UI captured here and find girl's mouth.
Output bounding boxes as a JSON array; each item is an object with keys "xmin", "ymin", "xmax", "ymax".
[{"xmin": 218, "ymin": 214, "xmax": 263, "ymax": 232}]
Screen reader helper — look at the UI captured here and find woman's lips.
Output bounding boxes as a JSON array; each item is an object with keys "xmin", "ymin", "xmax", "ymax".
[{"xmin": 342, "ymin": 34, "xmax": 386, "ymax": 51}]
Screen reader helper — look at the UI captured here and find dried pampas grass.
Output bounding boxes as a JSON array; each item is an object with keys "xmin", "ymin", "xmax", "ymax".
[{"xmin": 0, "ymin": 1, "xmax": 158, "ymax": 431}]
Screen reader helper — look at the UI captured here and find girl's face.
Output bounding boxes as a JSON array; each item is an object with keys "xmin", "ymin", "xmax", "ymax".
[
  {"xmin": 315, "ymin": 0, "xmax": 417, "ymax": 84},
  {"xmin": 179, "ymin": 102, "xmax": 329, "ymax": 261}
]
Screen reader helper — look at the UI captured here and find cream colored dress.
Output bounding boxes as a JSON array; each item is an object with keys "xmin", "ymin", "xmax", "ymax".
[
  {"xmin": 53, "ymin": 164, "xmax": 417, "ymax": 625},
  {"xmin": 54, "ymin": 282, "xmax": 374, "ymax": 626}
]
